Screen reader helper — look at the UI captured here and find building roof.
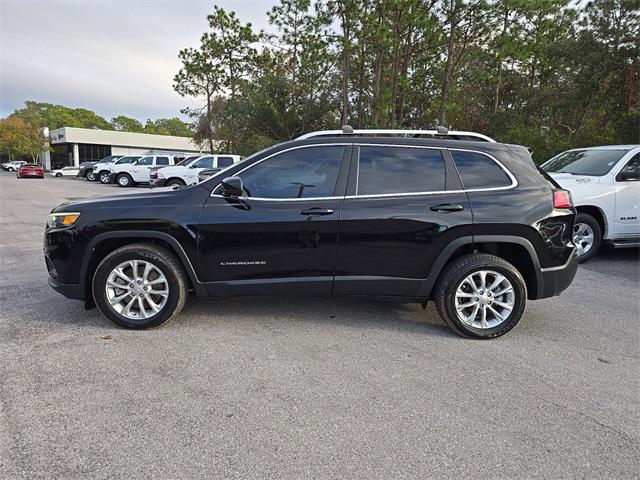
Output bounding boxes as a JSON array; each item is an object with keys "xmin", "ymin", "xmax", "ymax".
[{"xmin": 48, "ymin": 127, "xmax": 201, "ymax": 152}]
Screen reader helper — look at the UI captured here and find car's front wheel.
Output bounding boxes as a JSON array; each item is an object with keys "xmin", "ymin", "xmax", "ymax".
[
  {"xmin": 93, "ymin": 244, "xmax": 188, "ymax": 329},
  {"xmin": 116, "ymin": 173, "xmax": 133, "ymax": 187},
  {"xmin": 166, "ymin": 178, "xmax": 186, "ymax": 187},
  {"xmin": 99, "ymin": 171, "xmax": 111, "ymax": 184},
  {"xmin": 573, "ymin": 212, "xmax": 601, "ymax": 263},
  {"xmin": 86, "ymin": 171, "xmax": 96, "ymax": 181},
  {"xmin": 55, "ymin": 173, "xmax": 62, "ymax": 177},
  {"xmin": 434, "ymin": 254, "xmax": 527, "ymax": 339}
]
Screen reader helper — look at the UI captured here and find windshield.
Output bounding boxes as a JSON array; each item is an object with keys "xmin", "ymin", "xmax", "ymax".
[{"xmin": 542, "ymin": 149, "xmax": 630, "ymax": 176}]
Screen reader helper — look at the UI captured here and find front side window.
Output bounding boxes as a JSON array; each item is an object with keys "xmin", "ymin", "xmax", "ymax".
[
  {"xmin": 452, "ymin": 150, "xmax": 512, "ymax": 189},
  {"xmin": 356, "ymin": 146, "xmax": 445, "ymax": 196},
  {"xmin": 156, "ymin": 157, "xmax": 170, "ymax": 165},
  {"xmin": 616, "ymin": 153, "xmax": 640, "ymax": 182},
  {"xmin": 542, "ymin": 149, "xmax": 630, "ymax": 176},
  {"xmin": 136, "ymin": 156, "xmax": 153, "ymax": 166},
  {"xmin": 117, "ymin": 156, "xmax": 140, "ymax": 164},
  {"xmin": 238, "ymin": 146, "xmax": 344, "ymax": 199},
  {"xmin": 193, "ymin": 157, "xmax": 215, "ymax": 169}
]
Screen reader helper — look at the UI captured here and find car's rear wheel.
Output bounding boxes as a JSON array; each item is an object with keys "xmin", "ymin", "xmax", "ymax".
[
  {"xmin": 99, "ymin": 171, "xmax": 111, "ymax": 184},
  {"xmin": 55, "ymin": 173, "xmax": 62, "ymax": 177},
  {"xmin": 116, "ymin": 173, "xmax": 133, "ymax": 187},
  {"xmin": 86, "ymin": 171, "xmax": 96, "ymax": 181},
  {"xmin": 434, "ymin": 254, "xmax": 527, "ymax": 339},
  {"xmin": 573, "ymin": 212, "xmax": 601, "ymax": 263},
  {"xmin": 166, "ymin": 178, "xmax": 186, "ymax": 187},
  {"xmin": 93, "ymin": 244, "xmax": 188, "ymax": 329}
]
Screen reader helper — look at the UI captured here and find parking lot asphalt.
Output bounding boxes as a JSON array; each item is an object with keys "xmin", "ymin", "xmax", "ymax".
[{"xmin": 0, "ymin": 172, "xmax": 639, "ymax": 479}]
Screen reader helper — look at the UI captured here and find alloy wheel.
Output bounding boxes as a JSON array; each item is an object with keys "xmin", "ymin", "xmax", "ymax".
[
  {"xmin": 573, "ymin": 222, "xmax": 594, "ymax": 257},
  {"xmin": 105, "ymin": 259, "xmax": 169, "ymax": 320},
  {"xmin": 454, "ymin": 270, "xmax": 515, "ymax": 329}
]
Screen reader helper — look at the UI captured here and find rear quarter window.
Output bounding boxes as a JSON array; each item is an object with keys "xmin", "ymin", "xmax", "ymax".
[{"xmin": 451, "ymin": 150, "xmax": 512, "ymax": 189}]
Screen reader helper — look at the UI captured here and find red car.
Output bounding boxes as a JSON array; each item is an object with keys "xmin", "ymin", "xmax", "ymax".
[{"xmin": 17, "ymin": 163, "xmax": 45, "ymax": 178}]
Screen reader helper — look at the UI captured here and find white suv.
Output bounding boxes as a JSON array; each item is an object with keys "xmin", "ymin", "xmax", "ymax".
[
  {"xmin": 152, "ymin": 154, "xmax": 240, "ymax": 187},
  {"xmin": 542, "ymin": 145, "xmax": 640, "ymax": 261},
  {"xmin": 93, "ymin": 156, "xmax": 139, "ymax": 184},
  {"xmin": 111, "ymin": 155, "xmax": 175, "ymax": 187}
]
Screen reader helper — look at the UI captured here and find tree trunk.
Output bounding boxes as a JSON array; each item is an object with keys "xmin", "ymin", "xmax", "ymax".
[{"xmin": 439, "ymin": 0, "xmax": 457, "ymax": 126}]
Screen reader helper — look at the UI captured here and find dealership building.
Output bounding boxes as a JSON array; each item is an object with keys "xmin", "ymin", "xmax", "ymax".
[{"xmin": 41, "ymin": 127, "xmax": 202, "ymax": 170}]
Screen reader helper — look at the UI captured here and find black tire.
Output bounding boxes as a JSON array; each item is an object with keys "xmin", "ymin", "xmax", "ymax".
[
  {"xmin": 166, "ymin": 178, "xmax": 186, "ymax": 187},
  {"xmin": 85, "ymin": 171, "xmax": 96, "ymax": 181},
  {"xmin": 7, "ymin": 167, "xmax": 14, "ymax": 172},
  {"xmin": 55, "ymin": 173, "xmax": 62, "ymax": 177},
  {"xmin": 574, "ymin": 212, "xmax": 601, "ymax": 263},
  {"xmin": 92, "ymin": 244, "xmax": 188, "ymax": 329},
  {"xmin": 116, "ymin": 173, "xmax": 133, "ymax": 187},
  {"xmin": 99, "ymin": 171, "xmax": 111, "ymax": 184},
  {"xmin": 434, "ymin": 254, "xmax": 527, "ymax": 339}
]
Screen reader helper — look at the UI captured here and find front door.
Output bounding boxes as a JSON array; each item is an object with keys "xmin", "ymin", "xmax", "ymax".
[
  {"xmin": 198, "ymin": 144, "xmax": 351, "ymax": 296},
  {"xmin": 130, "ymin": 156, "xmax": 154, "ymax": 182},
  {"xmin": 614, "ymin": 153, "xmax": 640, "ymax": 237},
  {"xmin": 334, "ymin": 144, "xmax": 473, "ymax": 296}
]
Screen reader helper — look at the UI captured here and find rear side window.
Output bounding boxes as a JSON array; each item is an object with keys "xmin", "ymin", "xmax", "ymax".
[
  {"xmin": 451, "ymin": 150, "xmax": 511, "ymax": 189},
  {"xmin": 217, "ymin": 156, "xmax": 235, "ymax": 168},
  {"xmin": 356, "ymin": 146, "xmax": 445, "ymax": 196},
  {"xmin": 156, "ymin": 157, "xmax": 170, "ymax": 165}
]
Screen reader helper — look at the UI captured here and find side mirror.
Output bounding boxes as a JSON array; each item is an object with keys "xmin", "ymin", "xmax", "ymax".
[
  {"xmin": 617, "ymin": 169, "xmax": 640, "ymax": 182},
  {"xmin": 221, "ymin": 176, "xmax": 244, "ymax": 197}
]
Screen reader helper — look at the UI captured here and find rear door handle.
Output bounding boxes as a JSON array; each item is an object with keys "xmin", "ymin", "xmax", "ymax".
[
  {"xmin": 300, "ymin": 207, "xmax": 334, "ymax": 216},
  {"xmin": 429, "ymin": 204, "xmax": 464, "ymax": 212}
]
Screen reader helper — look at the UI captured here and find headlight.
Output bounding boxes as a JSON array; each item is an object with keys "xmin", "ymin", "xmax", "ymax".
[
  {"xmin": 157, "ymin": 172, "xmax": 165, "ymax": 179},
  {"xmin": 47, "ymin": 212, "xmax": 81, "ymax": 229}
]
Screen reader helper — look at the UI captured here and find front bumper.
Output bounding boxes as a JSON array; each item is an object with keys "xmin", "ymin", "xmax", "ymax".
[
  {"xmin": 48, "ymin": 275, "xmax": 84, "ymax": 300},
  {"xmin": 535, "ymin": 248, "xmax": 579, "ymax": 299},
  {"xmin": 150, "ymin": 178, "xmax": 166, "ymax": 188}
]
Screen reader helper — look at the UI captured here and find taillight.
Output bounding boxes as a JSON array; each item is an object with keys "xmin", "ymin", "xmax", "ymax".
[{"xmin": 553, "ymin": 190, "xmax": 573, "ymax": 209}]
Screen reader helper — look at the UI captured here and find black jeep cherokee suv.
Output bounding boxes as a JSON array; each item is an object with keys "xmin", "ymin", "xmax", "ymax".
[{"xmin": 44, "ymin": 131, "xmax": 578, "ymax": 338}]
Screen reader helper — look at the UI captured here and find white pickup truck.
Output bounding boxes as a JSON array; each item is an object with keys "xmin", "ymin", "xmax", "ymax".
[
  {"xmin": 542, "ymin": 145, "xmax": 640, "ymax": 262},
  {"xmin": 93, "ymin": 156, "xmax": 139, "ymax": 184},
  {"xmin": 151, "ymin": 154, "xmax": 240, "ymax": 187},
  {"xmin": 110, "ymin": 155, "xmax": 175, "ymax": 187}
]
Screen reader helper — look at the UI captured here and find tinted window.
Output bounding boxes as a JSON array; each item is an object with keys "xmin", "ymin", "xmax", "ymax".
[
  {"xmin": 617, "ymin": 153, "xmax": 640, "ymax": 181},
  {"xmin": 542, "ymin": 149, "xmax": 629, "ymax": 176},
  {"xmin": 156, "ymin": 157, "xmax": 170, "ymax": 165},
  {"xmin": 217, "ymin": 156, "xmax": 235, "ymax": 168},
  {"xmin": 238, "ymin": 146, "xmax": 344, "ymax": 199},
  {"xmin": 137, "ymin": 156, "xmax": 153, "ymax": 166},
  {"xmin": 452, "ymin": 150, "xmax": 511, "ymax": 189},
  {"xmin": 357, "ymin": 146, "xmax": 445, "ymax": 195}
]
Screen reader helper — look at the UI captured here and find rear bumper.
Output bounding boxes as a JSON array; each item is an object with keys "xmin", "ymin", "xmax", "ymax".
[{"xmin": 535, "ymin": 248, "xmax": 579, "ymax": 299}]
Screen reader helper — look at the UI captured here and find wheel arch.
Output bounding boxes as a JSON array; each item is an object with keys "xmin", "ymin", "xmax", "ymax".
[
  {"xmin": 80, "ymin": 231, "xmax": 206, "ymax": 308},
  {"xmin": 417, "ymin": 235, "xmax": 543, "ymax": 300},
  {"xmin": 575, "ymin": 205, "xmax": 607, "ymax": 239}
]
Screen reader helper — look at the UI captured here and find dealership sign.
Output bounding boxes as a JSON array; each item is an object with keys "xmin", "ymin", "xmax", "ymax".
[{"xmin": 50, "ymin": 130, "xmax": 65, "ymax": 144}]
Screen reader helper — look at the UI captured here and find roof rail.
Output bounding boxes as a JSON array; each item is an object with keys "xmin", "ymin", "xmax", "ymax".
[{"xmin": 297, "ymin": 126, "xmax": 496, "ymax": 143}]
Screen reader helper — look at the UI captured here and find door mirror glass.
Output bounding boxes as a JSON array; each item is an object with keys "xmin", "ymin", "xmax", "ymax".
[{"xmin": 221, "ymin": 176, "xmax": 244, "ymax": 197}]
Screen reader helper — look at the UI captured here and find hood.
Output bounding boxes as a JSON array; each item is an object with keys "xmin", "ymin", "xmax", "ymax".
[
  {"xmin": 51, "ymin": 187, "xmax": 181, "ymax": 212},
  {"xmin": 547, "ymin": 172, "xmax": 601, "ymax": 187}
]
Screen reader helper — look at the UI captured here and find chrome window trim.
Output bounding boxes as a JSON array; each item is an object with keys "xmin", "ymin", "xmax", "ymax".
[
  {"xmin": 210, "ymin": 143, "xmax": 518, "ymax": 201},
  {"xmin": 210, "ymin": 143, "xmax": 350, "ymax": 198}
]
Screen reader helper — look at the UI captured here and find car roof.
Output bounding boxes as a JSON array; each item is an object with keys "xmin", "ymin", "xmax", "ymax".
[{"xmin": 564, "ymin": 145, "xmax": 640, "ymax": 151}]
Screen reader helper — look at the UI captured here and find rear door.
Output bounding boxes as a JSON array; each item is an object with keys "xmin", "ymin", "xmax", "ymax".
[
  {"xmin": 198, "ymin": 144, "xmax": 351, "ymax": 296},
  {"xmin": 334, "ymin": 144, "xmax": 473, "ymax": 296}
]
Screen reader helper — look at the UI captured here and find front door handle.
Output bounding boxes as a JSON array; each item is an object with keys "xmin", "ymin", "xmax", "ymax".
[
  {"xmin": 300, "ymin": 207, "xmax": 335, "ymax": 216},
  {"xmin": 429, "ymin": 204, "xmax": 464, "ymax": 212}
]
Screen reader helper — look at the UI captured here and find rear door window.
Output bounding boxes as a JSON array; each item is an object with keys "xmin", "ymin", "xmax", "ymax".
[
  {"xmin": 451, "ymin": 150, "xmax": 512, "ymax": 189},
  {"xmin": 356, "ymin": 146, "xmax": 445, "ymax": 196},
  {"xmin": 217, "ymin": 156, "xmax": 235, "ymax": 168}
]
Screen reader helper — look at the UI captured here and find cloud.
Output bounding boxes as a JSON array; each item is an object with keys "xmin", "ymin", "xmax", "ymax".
[{"xmin": 0, "ymin": 0, "xmax": 274, "ymax": 122}]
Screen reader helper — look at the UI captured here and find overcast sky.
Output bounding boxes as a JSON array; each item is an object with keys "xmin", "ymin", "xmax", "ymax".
[{"xmin": 0, "ymin": 0, "xmax": 275, "ymax": 122}]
